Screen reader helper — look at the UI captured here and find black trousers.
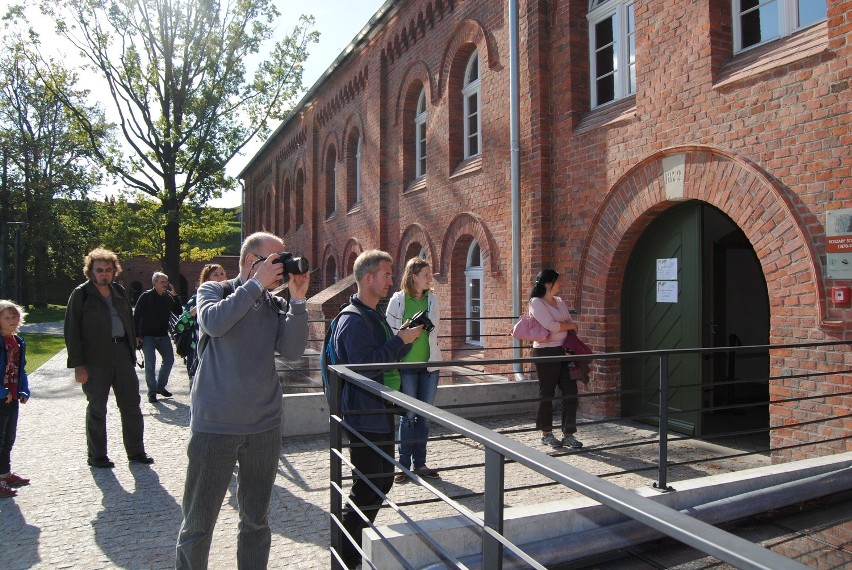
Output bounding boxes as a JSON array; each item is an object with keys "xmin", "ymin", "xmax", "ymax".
[
  {"xmin": 81, "ymin": 342, "xmax": 146, "ymax": 459},
  {"xmin": 340, "ymin": 428, "xmax": 394, "ymax": 568},
  {"xmin": 533, "ymin": 346, "xmax": 578, "ymax": 434}
]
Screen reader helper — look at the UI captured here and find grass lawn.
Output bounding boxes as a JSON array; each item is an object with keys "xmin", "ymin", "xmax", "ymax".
[
  {"xmin": 24, "ymin": 304, "xmax": 66, "ymax": 324},
  {"xmin": 24, "ymin": 333, "xmax": 67, "ymax": 372}
]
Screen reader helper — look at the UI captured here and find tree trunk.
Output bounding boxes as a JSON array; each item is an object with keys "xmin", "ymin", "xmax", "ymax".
[
  {"xmin": 0, "ymin": 149, "xmax": 9, "ymax": 299},
  {"xmin": 163, "ymin": 207, "xmax": 181, "ymax": 287}
]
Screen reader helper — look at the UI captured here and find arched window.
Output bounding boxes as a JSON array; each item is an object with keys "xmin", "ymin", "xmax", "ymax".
[
  {"xmin": 281, "ymin": 177, "xmax": 291, "ymax": 235},
  {"xmin": 462, "ymin": 51, "xmax": 481, "ymax": 159},
  {"xmin": 325, "ymin": 146, "xmax": 337, "ymax": 219},
  {"xmin": 295, "ymin": 168, "xmax": 304, "ymax": 228},
  {"xmin": 465, "ymin": 240, "xmax": 483, "ymax": 345},
  {"xmin": 347, "ymin": 129, "xmax": 362, "ymax": 209},
  {"xmin": 588, "ymin": 0, "xmax": 636, "ymax": 108},
  {"xmin": 325, "ymin": 256, "xmax": 338, "ymax": 288},
  {"xmin": 415, "ymin": 89, "xmax": 427, "ymax": 178}
]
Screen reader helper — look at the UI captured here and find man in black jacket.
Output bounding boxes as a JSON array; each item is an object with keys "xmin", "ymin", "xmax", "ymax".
[
  {"xmin": 63, "ymin": 248, "xmax": 152, "ymax": 468},
  {"xmin": 134, "ymin": 272, "xmax": 182, "ymax": 403},
  {"xmin": 331, "ymin": 250, "xmax": 421, "ymax": 568}
]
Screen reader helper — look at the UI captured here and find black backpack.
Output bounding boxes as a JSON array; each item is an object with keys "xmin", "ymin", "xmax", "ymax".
[{"xmin": 320, "ymin": 303, "xmax": 373, "ymax": 401}]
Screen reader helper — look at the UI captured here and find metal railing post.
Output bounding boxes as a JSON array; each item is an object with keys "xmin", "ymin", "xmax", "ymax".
[
  {"xmin": 329, "ymin": 367, "xmax": 345, "ymax": 569},
  {"xmin": 483, "ymin": 447, "xmax": 506, "ymax": 569},
  {"xmin": 655, "ymin": 354, "xmax": 670, "ymax": 491}
]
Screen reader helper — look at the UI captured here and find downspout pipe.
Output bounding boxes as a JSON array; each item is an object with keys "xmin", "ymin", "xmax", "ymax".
[{"xmin": 509, "ymin": 0, "xmax": 525, "ymax": 380}]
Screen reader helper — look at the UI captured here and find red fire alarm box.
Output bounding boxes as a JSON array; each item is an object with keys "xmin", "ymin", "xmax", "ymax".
[{"xmin": 831, "ymin": 286, "xmax": 851, "ymax": 306}]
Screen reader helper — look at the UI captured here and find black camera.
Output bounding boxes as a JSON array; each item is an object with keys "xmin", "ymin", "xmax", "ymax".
[
  {"xmin": 273, "ymin": 252, "xmax": 309, "ymax": 275},
  {"xmin": 403, "ymin": 310, "xmax": 434, "ymax": 333}
]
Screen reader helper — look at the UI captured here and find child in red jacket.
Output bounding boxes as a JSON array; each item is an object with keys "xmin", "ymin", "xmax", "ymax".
[{"xmin": 0, "ymin": 300, "xmax": 31, "ymax": 498}]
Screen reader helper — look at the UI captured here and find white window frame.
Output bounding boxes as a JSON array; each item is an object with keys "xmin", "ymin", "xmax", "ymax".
[
  {"xmin": 733, "ymin": 0, "xmax": 827, "ymax": 53},
  {"xmin": 354, "ymin": 136, "xmax": 362, "ymax": 205},
  {"xmin": 462, "ymin": 51, "xmax": 481, "ymax": 159},
  {"xmin": 415, "ymin": 89, "xmax": 427, "ymax": 178},
  {"xmin": 588, "ymin": 0, "xmax": 635, "ymax": 109},
  {"xmin": 326, "ymin": 148, "xmax": 337, "ymax": 218},
  {"xmin": 465, "ymin": 240, "xmax": 483, "ymax": 345}
]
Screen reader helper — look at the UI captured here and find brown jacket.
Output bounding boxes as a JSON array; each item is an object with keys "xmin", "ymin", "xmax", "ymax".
[{"xmin": 64, "ymin": 280, "xmax": 137, "ymax": 368}]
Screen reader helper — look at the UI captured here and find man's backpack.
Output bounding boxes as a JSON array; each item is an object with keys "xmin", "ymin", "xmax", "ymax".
[
  {"xmin": 320, "ymin": 303, "xmax": 373, "ymax": 401},
  {"xmin": 169, "ymin": 310, "xmax": 195, "ymax": 358}
]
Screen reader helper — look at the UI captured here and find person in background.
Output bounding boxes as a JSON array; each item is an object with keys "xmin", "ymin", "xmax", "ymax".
[
  {"xmin": 64, "ymin": 248, "xmax": 152, "ymax": 468},
  {"xmin": 134, "ymin": 272, "xmax": 183, "ymax": 403},
  {"xmin": 0, "ymin": 300, "xmax": 31, "ymax": 497},
  {"xmin": 528, "ymin": 269, "xmax": 583, "ymax": 449},
  {"xmin": 182, "ymin": 264, "xmax": 227, "ymax": 375},
  {"xmin": 385, "ymin": 257, "xmax": 443, "ymax": 483}
]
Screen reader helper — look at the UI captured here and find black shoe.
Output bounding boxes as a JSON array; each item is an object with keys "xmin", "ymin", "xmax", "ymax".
[
  {"xmin": 88, "ymin": 457, "xmax": 115, "ymax": 469},
  {"xmin": 128, "ymin": 453, "xmax": 154, "ymax": 464},
  {"xmin": 157, "ymin": 388, "xmax": 173, "ymax": 398},
  {"xmin": 148, "ymin": 394, "xmax": 158, "ymax": 403}
]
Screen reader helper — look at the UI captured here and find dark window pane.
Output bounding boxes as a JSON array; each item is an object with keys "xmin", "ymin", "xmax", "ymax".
[
  {"xmin": 597, "ymin": 74, "xmax": 615, "ymax": 105},
  {"xmin": 468, "ymin": 133, "xmax": 479, "ymax": 156},
  {"xmin": 595, "ymin": 17, "xmax": 614, "ymax": 50},
  {"xmin": 741, "ymin": 0, "xmax": 779, "ymax": 49},
  {"xmin": 466, "ymin": 56, "xmax": 479, "ymax": 83}
]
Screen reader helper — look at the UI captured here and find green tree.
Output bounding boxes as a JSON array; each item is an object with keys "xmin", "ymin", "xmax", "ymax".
[
  {"xmin": 98, "ymin": 193, "xmax": 233, "ymax": 264},
  {"xmin": 0, "ymin": 34, "xmax": 110, "ymax": 305},
  {"xmin": 38, "ymin": 0, "xmax": 318, "ymax": 282}
]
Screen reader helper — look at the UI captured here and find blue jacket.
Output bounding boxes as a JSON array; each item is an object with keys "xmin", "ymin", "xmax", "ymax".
[
  {"xmin": 0, "ymin": 335, "xmax": 29, "ymax": 400},
  {"xmin": 332, "ymin": 295, "xmax": 410, "ymax": 433}
]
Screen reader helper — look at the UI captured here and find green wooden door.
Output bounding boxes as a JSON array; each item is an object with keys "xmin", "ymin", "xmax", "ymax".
[{"xmin": 623, "ymin": 202, "xmax": 704, "ymax": 435}]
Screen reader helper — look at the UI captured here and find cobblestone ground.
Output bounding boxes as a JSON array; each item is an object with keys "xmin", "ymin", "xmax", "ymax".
[{"xmin": 1, "ymin": 346, "xmax": 770, "ymax": 570}]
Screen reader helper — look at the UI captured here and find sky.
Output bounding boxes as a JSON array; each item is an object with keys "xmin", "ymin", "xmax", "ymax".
[{"xmin": 0, "ymin": 0, "xmax": 388, "ymax": 208}]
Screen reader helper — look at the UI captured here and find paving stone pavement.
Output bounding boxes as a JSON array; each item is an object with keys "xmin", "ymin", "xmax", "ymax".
[{"xmin": 2, "ymin": 339, "xmax": 773, "ymax": 569}]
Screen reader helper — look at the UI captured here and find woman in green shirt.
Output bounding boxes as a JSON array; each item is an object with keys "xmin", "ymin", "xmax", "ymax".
[{"xmin": 385, "ymin": 257, "xmax": 443, "ymax": 483}]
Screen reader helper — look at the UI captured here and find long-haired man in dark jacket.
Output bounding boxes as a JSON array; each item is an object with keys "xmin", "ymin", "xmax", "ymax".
[{"xmin": 64, "ymin": 248, "xmax": 152, "ymax": 469}]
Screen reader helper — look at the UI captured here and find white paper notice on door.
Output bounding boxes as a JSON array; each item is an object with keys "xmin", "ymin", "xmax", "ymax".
[
  {"xmin": 656, "ymin": 258, "xmax": 678, "ymax": 281},
  {"xmin": 656, "ymin": 280, "xmax": 678, "ymax": 303}
]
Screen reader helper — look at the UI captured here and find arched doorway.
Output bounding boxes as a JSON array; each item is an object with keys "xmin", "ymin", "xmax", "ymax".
[{"xmin": 622, "ymin": 201, "xmax": 769, "ymax": 441}]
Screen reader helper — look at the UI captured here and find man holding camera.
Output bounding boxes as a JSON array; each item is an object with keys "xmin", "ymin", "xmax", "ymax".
[
  {"xmin": 330, "ymin": 249, "xmax": 422, "ymax": 569},
  {"xmin": 133, "ymin": 272, "xmax": 183, "ymax": 403},
  {"xmin": 176, "ymin": 232, "xmax": 309, "ymax": 569}
]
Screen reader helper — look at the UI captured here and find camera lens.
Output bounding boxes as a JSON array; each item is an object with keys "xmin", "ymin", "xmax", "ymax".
[{"xmin": 285, "ymin": 256, "xmax": 309, "ymax": 275}]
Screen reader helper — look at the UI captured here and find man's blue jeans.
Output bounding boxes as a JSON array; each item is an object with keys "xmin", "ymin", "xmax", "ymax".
[
  {"xmin": 397, "ymin": 369, "xmax": 439, "ymax": 470},
  {"xmin": 176, "ymin": 427, "xmax": 281, "ymax": 569},
  {"xmin": 141, "ymin": 335, "xmax": 174, "ymax": 396}
]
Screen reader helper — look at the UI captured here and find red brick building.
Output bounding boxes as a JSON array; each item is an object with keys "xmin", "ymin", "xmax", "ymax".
[{"xmin": 239, "ymin": 0, "xmax": 851, "ymax": 458}]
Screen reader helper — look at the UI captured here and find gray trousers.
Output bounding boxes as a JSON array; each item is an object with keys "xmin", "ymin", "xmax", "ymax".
[
  {"xmin": 175, "ymin": 426, "xmax": 281, "ymax": 569},
  {"xmin": 81, "ymin": 342, "xmax": 145, "ymax": 459}
]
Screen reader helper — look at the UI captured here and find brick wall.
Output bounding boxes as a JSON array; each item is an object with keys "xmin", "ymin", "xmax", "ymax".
[{"xmin": 241, "ymin": 0, "xmax": 851, "ymax": 459}]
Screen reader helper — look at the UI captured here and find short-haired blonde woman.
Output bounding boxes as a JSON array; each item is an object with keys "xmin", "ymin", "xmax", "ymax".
[{"xmin": 385, "ymin": 257, "xmax": 443, "ymax": 482}]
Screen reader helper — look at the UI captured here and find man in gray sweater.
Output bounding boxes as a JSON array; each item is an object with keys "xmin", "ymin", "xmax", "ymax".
[{"xmin": 175, "ymin": 231, "xmax": 309, "ymax": 569}]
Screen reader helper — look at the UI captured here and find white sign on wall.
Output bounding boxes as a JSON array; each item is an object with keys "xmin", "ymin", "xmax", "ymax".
[{"xmin": 827, "ymin": 208, "xmax": 852, "ymax": 279}]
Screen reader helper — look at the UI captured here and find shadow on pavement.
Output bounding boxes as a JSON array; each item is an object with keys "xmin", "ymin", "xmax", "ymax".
[
  {"xmin": 91, "ymin": 465, "xmax": 182, "ymax": 569},
  {"xmin": 0, "ymin": 499, "xmax": 42, "ymax": 569}
]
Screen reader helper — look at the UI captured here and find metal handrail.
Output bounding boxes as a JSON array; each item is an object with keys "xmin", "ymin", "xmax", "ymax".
[{"xmin": 326, "ymin": 339, "xmax": 849, "ymax": 569}]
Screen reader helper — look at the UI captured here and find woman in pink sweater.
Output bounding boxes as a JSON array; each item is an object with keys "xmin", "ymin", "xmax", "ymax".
[{"xmin": 528, "ymin": 269, "xmax": 583, "ymax": 449}]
